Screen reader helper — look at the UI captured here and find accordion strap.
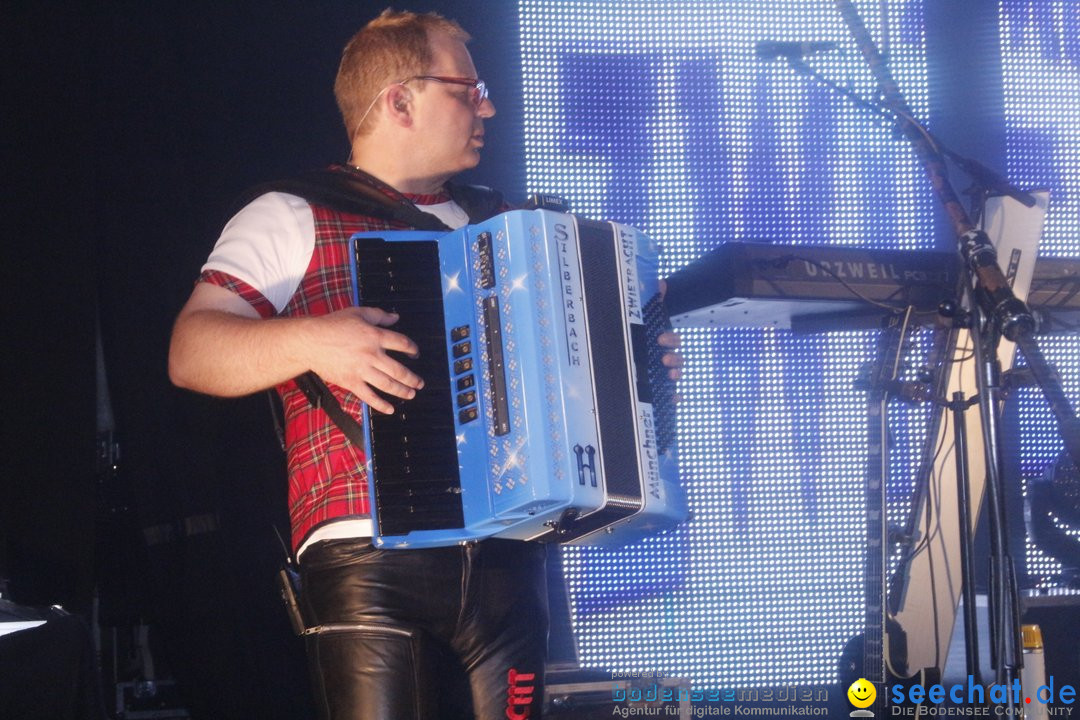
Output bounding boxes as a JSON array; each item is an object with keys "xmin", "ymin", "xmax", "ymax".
[
  {"xmin": 293, "ymin": 372, "xmax": 368, "ymax": 448},
  {"xmin": 235, "ymin": 163, "xmax": 505, "ymax": 229}
]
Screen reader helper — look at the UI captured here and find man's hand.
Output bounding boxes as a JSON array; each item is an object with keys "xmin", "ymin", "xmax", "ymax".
[
  {"xmin": 169, "ymin": 282, "xmax": 423, "ymax": 413},
  {"xmin": 657, "ymin": 280, "xmax": 684, "ymax": 382},
  {"xmin": 307, "ymin": 306, "xmax": 424, "ymax": 415},
  {"xmin": 657, "ymin": 330, "xmax": 683, "ymax": 381}
]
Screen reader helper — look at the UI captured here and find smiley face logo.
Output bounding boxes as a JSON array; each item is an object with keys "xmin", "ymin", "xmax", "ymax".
[{"xmin": 847, "ymin": 678, "xmax": 876, "ymax": 709}]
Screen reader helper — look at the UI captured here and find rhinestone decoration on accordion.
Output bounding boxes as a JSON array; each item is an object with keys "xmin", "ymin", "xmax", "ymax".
[
  {"xmin": 528, "ymin": 222, "xmax": 566, "ymax": 484},
  {"xmin": 472, "ymin": 226, "xmax": 532, "ymax": 496}
]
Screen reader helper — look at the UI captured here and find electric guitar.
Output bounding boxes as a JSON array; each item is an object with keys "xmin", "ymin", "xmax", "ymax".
[{"xmin": 840, "ymin": 308, "xmax": 939, "ymax": 717}]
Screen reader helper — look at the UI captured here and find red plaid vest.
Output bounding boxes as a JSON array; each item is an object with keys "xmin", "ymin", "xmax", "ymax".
[
  {"xmin": 201, "ymin": 202, "xmax": 414, "ymax": 552},
  {"xmin": 200, "ymin": 166, "xmax": 504, "ymax": 552}
]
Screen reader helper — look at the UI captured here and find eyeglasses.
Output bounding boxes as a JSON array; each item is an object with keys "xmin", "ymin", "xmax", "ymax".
[
  {"xmin": 404, "ymin": 75, "xmax": 489, "ymax": 108},
  {"xmin": 350, "ymin": 75, "xmax": 490, "ymax": 142}
]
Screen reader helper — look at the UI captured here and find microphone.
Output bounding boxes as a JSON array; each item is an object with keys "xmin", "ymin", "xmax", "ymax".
[{"xmin": 755, "ymin": 40, "xmax": 838, "ymax": 60}]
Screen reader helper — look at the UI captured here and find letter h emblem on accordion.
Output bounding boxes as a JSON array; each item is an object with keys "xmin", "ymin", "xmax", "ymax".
[{"xmin": 349, "ymin": 209, "xmax": 686, "ymax": 548}]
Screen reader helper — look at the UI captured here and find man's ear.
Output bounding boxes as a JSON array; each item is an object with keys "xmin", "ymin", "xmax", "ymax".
[{"xmin": 385, "ymin": 84, "xmax": 413, "ymax": 123}]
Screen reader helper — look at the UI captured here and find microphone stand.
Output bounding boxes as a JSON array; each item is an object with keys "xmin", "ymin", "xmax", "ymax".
[
  {"xmin": 779, "ymin": 55, "xmax": 1034, "ymax": 691},
  {"xmin": 810, "ymin": 1, "xmax": 1080, "ymax": 710}
]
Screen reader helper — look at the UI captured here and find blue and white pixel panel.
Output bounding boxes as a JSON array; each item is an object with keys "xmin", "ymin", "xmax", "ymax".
[
  {"xmin": 521, "ymin": 0, "xmax": 936, "ymax": 688},
  {"xmin": 999, "ymin": 0, "xmax": 1080, "ymax": 585}
]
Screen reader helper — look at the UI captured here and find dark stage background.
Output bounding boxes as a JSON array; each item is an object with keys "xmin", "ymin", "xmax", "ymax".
[{"xmin": 4, "ymin": 2, "xmax": 521, "ymax": 717}]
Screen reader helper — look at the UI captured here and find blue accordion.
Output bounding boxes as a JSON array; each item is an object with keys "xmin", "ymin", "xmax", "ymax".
[{"xmin": 349, "ymin": 209, "xmax": 685, "ymax": 548}]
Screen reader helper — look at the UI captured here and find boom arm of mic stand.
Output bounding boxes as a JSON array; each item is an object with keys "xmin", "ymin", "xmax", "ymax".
[
  {"xmin": 785, "ymin": 60, "xmax": 1038, "ymax": 231},
  {"xmin": 830, "ymin": 0, "xmax": 1034, "ymax": 343},
  {"xmin": 784, "ymin": 58, "xmax": 897, "ymax": 130}
]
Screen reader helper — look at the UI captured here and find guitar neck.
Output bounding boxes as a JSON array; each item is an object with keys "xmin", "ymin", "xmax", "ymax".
[{"xmin": 862, "ymin": 309, "xmax": 912, "ymax": 713}]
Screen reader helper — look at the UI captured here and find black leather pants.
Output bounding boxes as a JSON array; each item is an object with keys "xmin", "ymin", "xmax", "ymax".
[{"xmin": 298, "ymin": 537, "xmax": 548, "ymax": 720}]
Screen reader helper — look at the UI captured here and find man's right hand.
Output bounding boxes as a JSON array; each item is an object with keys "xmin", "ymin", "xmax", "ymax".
[
  {"xmin": 307, "ymin": 306, "xmax": 424, "ymax": 415},
  {"xmin": 168, "ymin": 282, "xmax": 424, "ymax": 414}
]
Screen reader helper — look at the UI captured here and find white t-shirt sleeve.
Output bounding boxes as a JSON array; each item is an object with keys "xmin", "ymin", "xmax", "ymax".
[
  {"xmin": 419, "ymin": 199, "xmax": 470, "ymax": 229},
  {"xmin": 202, "ymin": 190, "xmax": 473, "ymax": 312},
  {"xmin": 201, "ymin": 192, "xmax": 315, "ymax": 314}
]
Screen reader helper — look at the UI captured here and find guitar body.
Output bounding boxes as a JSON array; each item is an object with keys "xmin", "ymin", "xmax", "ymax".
[{"xmin": 839, "ymin": 620, "xmax": 942, "ymax": 715}]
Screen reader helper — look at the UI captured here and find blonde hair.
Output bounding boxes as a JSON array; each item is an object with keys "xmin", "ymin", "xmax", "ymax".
[{"xmin": 334, "ymin": 9, "xmax": 470, "ymax": 140}]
